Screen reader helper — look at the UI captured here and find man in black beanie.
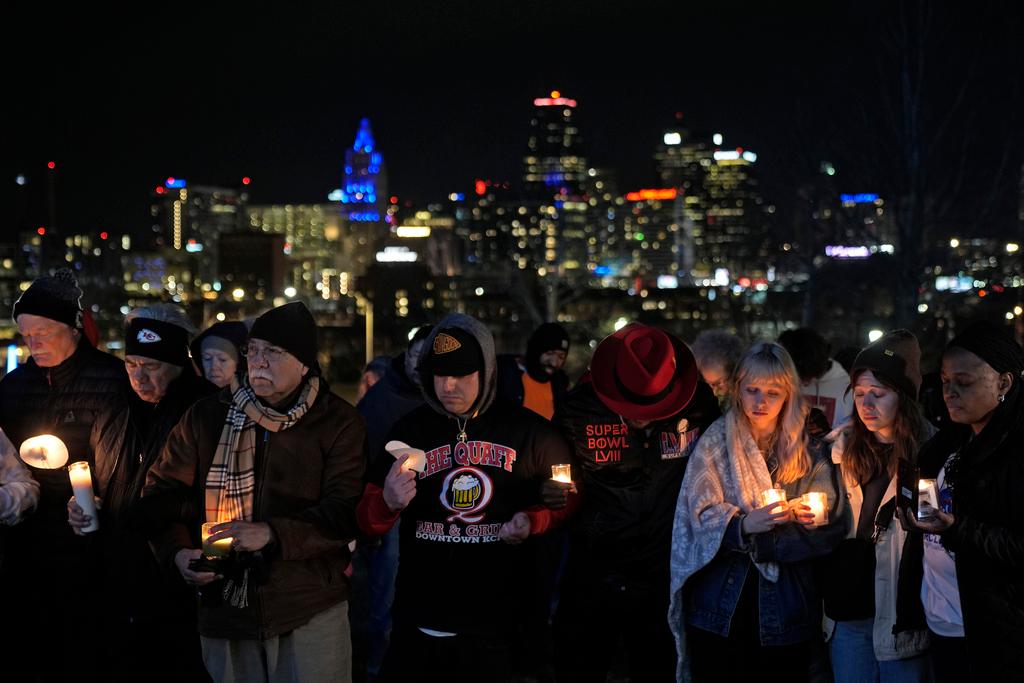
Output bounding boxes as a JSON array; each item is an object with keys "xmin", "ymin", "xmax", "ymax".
[
  {"xmin": 145, "ymin": 301, "xmax": 367, "ymax": 682},
  {"xmin": 356, "ymin": 313, "xmax": 575, "ymax": 683},
  {"xmin": 0, "ymin": 268, "xmax": 128, "ymax": 682},
  {"xmin": 497, "ymin": 322, "xmax": 571, "ymax": 420}
]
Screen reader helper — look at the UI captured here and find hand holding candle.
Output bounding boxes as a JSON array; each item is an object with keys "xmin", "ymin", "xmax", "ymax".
[
  {"xmin": 385, "ymin": 440, "xmax": 426, "ymax": 473},
  {"xmin": 759, "ymin": 487, "xmax": 788, "ymax": 515},
  {"xmin": 67, "ymin": 461, "xmax": 99, "ymax": 533},
  {"xmin": 201, "ymin": 522, "xmax": 234, "ymax": 557},
  {"xmin": 551, "ymin": 464, "xmax": 573, "ymax": 484},
  {"xmin": 796, "ymin": 492, "xmax": 828, "ymax": 527}
]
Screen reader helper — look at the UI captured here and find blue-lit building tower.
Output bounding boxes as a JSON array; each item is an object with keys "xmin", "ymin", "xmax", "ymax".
[{"xmin": 342, "ymin": 118, "xmax": 388, "ymax": 224}]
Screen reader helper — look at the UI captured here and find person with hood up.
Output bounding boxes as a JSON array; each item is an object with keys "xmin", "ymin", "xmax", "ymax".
[
  {"xmin": 356, "ymin": 313, "xmax": 575, "ymax": 683},
  {"xmin": 497, "ymin": 321, "xmax": 571, "ymax": 420},
  {"xmin": 779, "ymin": 327, "xmax": 855, "ymax": 429},
  {"xmin": 191, "ymin": 320, "xmax": 249, "ymax": 389}
]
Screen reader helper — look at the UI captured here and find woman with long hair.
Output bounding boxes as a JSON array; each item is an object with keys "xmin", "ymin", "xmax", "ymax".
[
  {"xmin": 902, "ymin": 321, "xmax": 1024, "ymax": 681},
  {"xmin": 823, "ymin": 330, "xmax": 934, "ymax": 682},
  {"xmin": 670, "ymin": 342, "xmax": 849, "ymax": 681}
]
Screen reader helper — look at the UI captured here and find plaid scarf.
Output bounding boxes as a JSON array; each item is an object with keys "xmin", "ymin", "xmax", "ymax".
[{"xmin": 204, "ymin": 374, "xmax": 320, "ymax": 606}]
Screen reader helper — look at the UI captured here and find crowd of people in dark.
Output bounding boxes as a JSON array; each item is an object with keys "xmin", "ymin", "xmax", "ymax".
[{"xmin": 0, "ymin": 268, "xmax": 1021, "ymax": 683}]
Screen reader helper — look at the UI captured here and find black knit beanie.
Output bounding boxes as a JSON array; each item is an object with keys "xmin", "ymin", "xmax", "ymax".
[
  {"xmin": 125, "ymin": 317, "xmax": 191, "ymax": 367},
  {"xmin": 249, "ymin": 302, "xmax": 318, "ymax": 369},
  {"xmin": 525, "ymin": 323, "xmax": 570, "ymax": 382},
  {"xmin": 12, "ymin": 269, "xmax": 83, "ymax": 328},
  {"xmin": 947, "ymin": 321, "xmax": 1024, "ymax": 385},
  {"xmin": 851, "ymin": 329, "xmax": 923, "ymax": 399}
]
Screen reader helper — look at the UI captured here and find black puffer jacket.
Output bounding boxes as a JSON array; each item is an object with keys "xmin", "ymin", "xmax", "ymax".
[
  {"xmin": 91, "ymin": 371, "xmax": 217, "ymax": 622},
  {"xmin": 910, "ymin": 386, "xmax": 1024, "ymax": 679},
  {"xmin": 0, "ymin": 339, "xmax": 128, "ymax": 561}
]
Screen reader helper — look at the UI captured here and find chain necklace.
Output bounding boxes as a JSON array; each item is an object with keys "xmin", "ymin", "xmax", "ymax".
[{"xmin": 456, "ymin": 417, "xmax": 469, "ymax": 443}]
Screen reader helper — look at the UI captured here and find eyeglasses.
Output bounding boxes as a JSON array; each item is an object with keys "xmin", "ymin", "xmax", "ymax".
[{"xmin": 242, "ymin": 343, "xmax": 287, "ymax": 363}]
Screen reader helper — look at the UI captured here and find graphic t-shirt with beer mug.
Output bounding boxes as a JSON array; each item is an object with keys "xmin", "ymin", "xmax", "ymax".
[
  {"xmin": 368, "ymin": 402, "xmax": 571, "ymax": 635},
  {"xmin": 921, "ymin": 454, "xmax": 964, "ymax": 637}
]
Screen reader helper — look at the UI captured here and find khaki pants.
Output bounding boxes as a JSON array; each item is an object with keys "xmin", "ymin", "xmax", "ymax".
[{"xmin": 201, "ymin": 601, "xmax": 352, "ymax": 683}]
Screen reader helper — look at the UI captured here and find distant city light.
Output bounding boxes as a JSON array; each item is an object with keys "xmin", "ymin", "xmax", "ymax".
[
  {"xmin": 231, "ymin": 288, "xmax": 245, "ymax": 300},
  {"xmin": 714, "ymin": 268, "xmax": 730, "ymax": 286},
  {"xmin": 825, "ymin": 245, "xmax": 870, "ymax": 259},
  {"xmin": 99, "ymin": 231, "xmax": 108, "ymax": 240},
  {"xmin": 657, "ymin": 275, "xmax": 679, "ymax": 289},
  {"xmin": 185, "ymin": 240, "xmax": 203, "ymax": 253},
  {"xmin": 713, "ymin": 133, "xmax": 723, "ymax": 145},
  {"xmin": 840, "ymin": 193, "xmax": 879, "ymax": 205},
  {"xmin": 625, "ymin": 188, "xmax": 677, "ymax": 201},
  {"xmin": 1015, "ymin": 306, "xmax": 1023, "ymax": 316},
  {"xmin": 165, "ymin": 177, "xmax": 187, "ymax": 189},
  {"xmin": 1007, "ymin": 242, "xmax": 1020, "ymax": 253},
  {"xmin": 396, "ymin": 226, "xmax": 431, "ymax": 238},
  {"xmin": 375, "ymin": 246, "xmax": 418, "ymax": 263},
  {"xmin": 327, "ymin": 189, "xmax": 343, "ymax": 201},
  {"xmin": 475, "ymin": 180, "xmax": 487, "ymax": 196},
  {"xmin": 614, "ymin": 317, "xmax": 629, "ymax": 332},
  {"xmin": 533, "ymin": 96, "xmax": 578, "ymax": 108},
  {"xmin": 550, "ymin": 90, "xmax": 560, "ymax": 98},
  {"xmin": 593, "ymin": 265, "xmax": 612, "ymax": 276},
  {"xmin": 6, "ymin": 345, "xmax": 18, "ymax": 374},
  {"xmin": 242, "ymin": 176, "xmax": 251, "ymax": 186},
  {"xmin": 448, "ymin": 193, "xmax": 465, "ymax": 202},
  {"xmin": 918, "ymin": 304, "xmax": 929, "ymax": 313},
  {"xmin": 475, "ymin": 287, "xmax": 485, "ymax": 296},
  {"xmin": 284, "ymin": 286, "xmax": 297, "ymax": 298},
  {"xmin": 1007, "ymin": 312, "xmax": 1016, "ymax": 320},
  {"xmin": 868, "ymin": 329, "xmax": 884, "ymax": 343},
  {"xmin": 15, "ymin": 175, "xmax": 26, "ymax": 186},
  {"xmin": 714, "ymin": 150, "xmax": 740, "ymax": 161},
  {"xmin": 663, "ymin": 132, "xmax": 682, "ymax": 146},
  {"xmin": 348, "ymin": 211, "xmax": 380, "ymax": 222},
  {"xmin": 949, "ymin": 238, "xmax": 960, "ymax": 248},
  {"xmin": 216, "ymin": 312, "xmax": 226, "ymax": 322},
  {"xmin": 36, "ymin": 227, "xmax": 45, "ymax": 236},
  {"xmin": 47, "ymin": 161, "xmax": 56, "ymax": 170}
]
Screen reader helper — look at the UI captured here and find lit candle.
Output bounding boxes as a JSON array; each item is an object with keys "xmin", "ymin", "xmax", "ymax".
[
  {"xmin": 20, "ymin": 434, "xmax": 69, "ymax": 469},
  {"xmin": 800, "ymin": 492, "xmax": 828, "ymax": 527},
  {"xmin": 201, "ymin": 522, "xmax": 234, "ymax": 558},
  {"xmin": 760, "ymin": 487, "xmax": 788, "ymax": 513},
  {"xmin": 551, "ymin": 464, "xmax": 573, "ymax": 484},
  {"xmin": 385, "ymin": 440, "xmax": 426, "ymax": 473},
  {"xmin": 917, "ymin": 478, "xmax": 939, "ymax": 519},
  {"xmin": 67, "ymin": 461, "xmax": 99, "ymax": 533}
]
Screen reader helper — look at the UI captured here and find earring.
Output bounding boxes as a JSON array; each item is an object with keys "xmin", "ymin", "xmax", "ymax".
[{"xmin": 998, "ymin": 394, "xmax": 1006, "ymax": 403}]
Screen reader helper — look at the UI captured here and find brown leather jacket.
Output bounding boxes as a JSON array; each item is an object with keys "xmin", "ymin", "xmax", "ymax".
[{"xmin": 143, "ymin": 382, "xmax": 366, "ymax": 639}]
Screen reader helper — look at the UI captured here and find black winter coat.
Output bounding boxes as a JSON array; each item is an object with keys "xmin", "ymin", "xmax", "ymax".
[
  {"xmin": 0, "ymin": 339, "xmax": 128, "ymax": 563},
  {"xmin": 915, "ymin": 387, "xmax": 1024, "ymax": 679}
]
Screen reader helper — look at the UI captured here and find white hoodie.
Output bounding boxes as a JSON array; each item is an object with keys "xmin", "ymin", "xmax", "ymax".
[{"xmin": 801, "ymin": 359, "xmax": 853, "ymax": 428}]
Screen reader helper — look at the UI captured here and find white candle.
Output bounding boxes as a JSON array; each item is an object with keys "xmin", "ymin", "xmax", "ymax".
[
  {"xmin": 68, "ymin": 461, "xmax": 99, "ymax": 533},
  {"xmin": 201, "ymin": 522, "xmax": 234, "ymax": 558},
  {"xmin": 20, "ymin": 434, "xmax": 69, "ymax": 469},
  {"xmin": 385, "ymin": 440, "xmax": 426, "ymax": 473},
  {"xmin": 551, "ymin": 464, "xmax": 573, "ymax": 484},
  {"xmin": 800, "ymin": 492, "xmax": 828, "ymax": 527},
  {"xmin": 918, "ymin": 478, "xmax": 939, "ymax": 519},
  {"xmin": 760, "ymin": 487, "xmax": 787, "ymax": 513}
]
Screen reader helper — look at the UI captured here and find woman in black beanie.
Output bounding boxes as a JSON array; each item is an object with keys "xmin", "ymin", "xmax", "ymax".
[{"xmin": 902, "ymin": 321, "xmax": 1024, "ymax": 681}]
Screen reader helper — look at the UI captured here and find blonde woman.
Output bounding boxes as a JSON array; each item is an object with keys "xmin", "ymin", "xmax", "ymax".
[{"xmin": 669, "ymin": 342, "xmax": 849, "ymax": 681}]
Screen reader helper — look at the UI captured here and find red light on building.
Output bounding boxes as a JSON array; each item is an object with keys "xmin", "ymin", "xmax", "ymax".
[
  {"xmin": 37, "ymin": 227, "xmax": 46, "ymax": 236},
  {"xmin": 475, "ymin": 180, "xmax": 487, "ymax": 196},
  {"xmin": 155, "ymin": 186, "xmax": 166, "ymax": 195},
  {"xmin": 99, "ymin": 231, "xmax": 108, "ymax": 240},
  {"xmin": 978, "ymin": 289, "xmax": 988, "ymax": 298},
  {"xmin": 241, "ymin": 176, "xmax": 251, "ymax": 186},
  {"xmin": 47, "ymin": 161, "xmax": 56, "ymax": 170},
  {"xmin": 166, "ymin": 177, "xmax": 175, "ymax": 185},
  {"xmin": 389, "ymin": 196, "xmax": 398, "ymax": 204},
  {"xmin": 533, "ymin": 96, "xmax": 578, "ymax": 108},
  {"xmin": 625, "ymin": 188, "xmax": 678, "ymax": 201}
]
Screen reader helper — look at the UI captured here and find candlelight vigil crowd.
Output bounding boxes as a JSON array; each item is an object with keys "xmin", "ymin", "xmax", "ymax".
[{"xmin": 1, "ymin": 269, "xmax": 1023, "ymax": 683}]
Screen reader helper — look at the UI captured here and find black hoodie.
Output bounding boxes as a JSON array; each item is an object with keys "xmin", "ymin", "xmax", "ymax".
[{"xmin": 360, "ymin": 313, "xmax": 573, "ymax": 635}]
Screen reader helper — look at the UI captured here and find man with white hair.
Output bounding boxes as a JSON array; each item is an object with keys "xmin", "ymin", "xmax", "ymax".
[
  {"xmin": 145, "ymin": 301, "xmax": 366, "ymax": 682},
  {"xmin": 0, "ymin": 268, "xmax": 128, "ymax": 682},
  {"xmin": 68, "ymin": 303, "xmax": 216, "ymax": 680}
]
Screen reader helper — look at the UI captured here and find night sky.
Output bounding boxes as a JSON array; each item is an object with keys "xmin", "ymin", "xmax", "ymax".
[{"xmin": 6, "ymin": 1, "xmax": 1023, "ymax": 240}]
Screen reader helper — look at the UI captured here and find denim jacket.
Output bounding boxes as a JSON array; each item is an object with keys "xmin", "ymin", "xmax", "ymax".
[{"xmin": 684, "ymin": 440, "xmax": 850, "ymax": 646}]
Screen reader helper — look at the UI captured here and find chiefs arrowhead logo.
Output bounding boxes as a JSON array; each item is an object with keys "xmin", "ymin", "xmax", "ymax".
[
  {"xmin": 433, "ymin": 333, "xmax": 462, "ymax": 355},
  {"xmin": 137, "ymin": 329, "xmax": 162, "ymax": 343}
]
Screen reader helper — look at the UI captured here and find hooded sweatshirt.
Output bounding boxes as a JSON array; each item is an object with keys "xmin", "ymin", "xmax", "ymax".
[
  {"xmin": 356, "ymin": 313, "xmax": 573, "ymax": 635},
  {"xmin": 802, "ymin": 359, "xmax": 854, "ymax": 428}
]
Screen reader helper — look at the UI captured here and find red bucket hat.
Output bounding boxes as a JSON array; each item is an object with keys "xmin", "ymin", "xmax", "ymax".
[{"xmin": 591, "ymin": 323, "xmax": 699, "ymax": 421}]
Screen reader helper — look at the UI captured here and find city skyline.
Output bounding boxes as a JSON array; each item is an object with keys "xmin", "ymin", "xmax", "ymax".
[{"xmin": 7, "ymin": 2, "xmax": 1023, "ymax": 241}]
